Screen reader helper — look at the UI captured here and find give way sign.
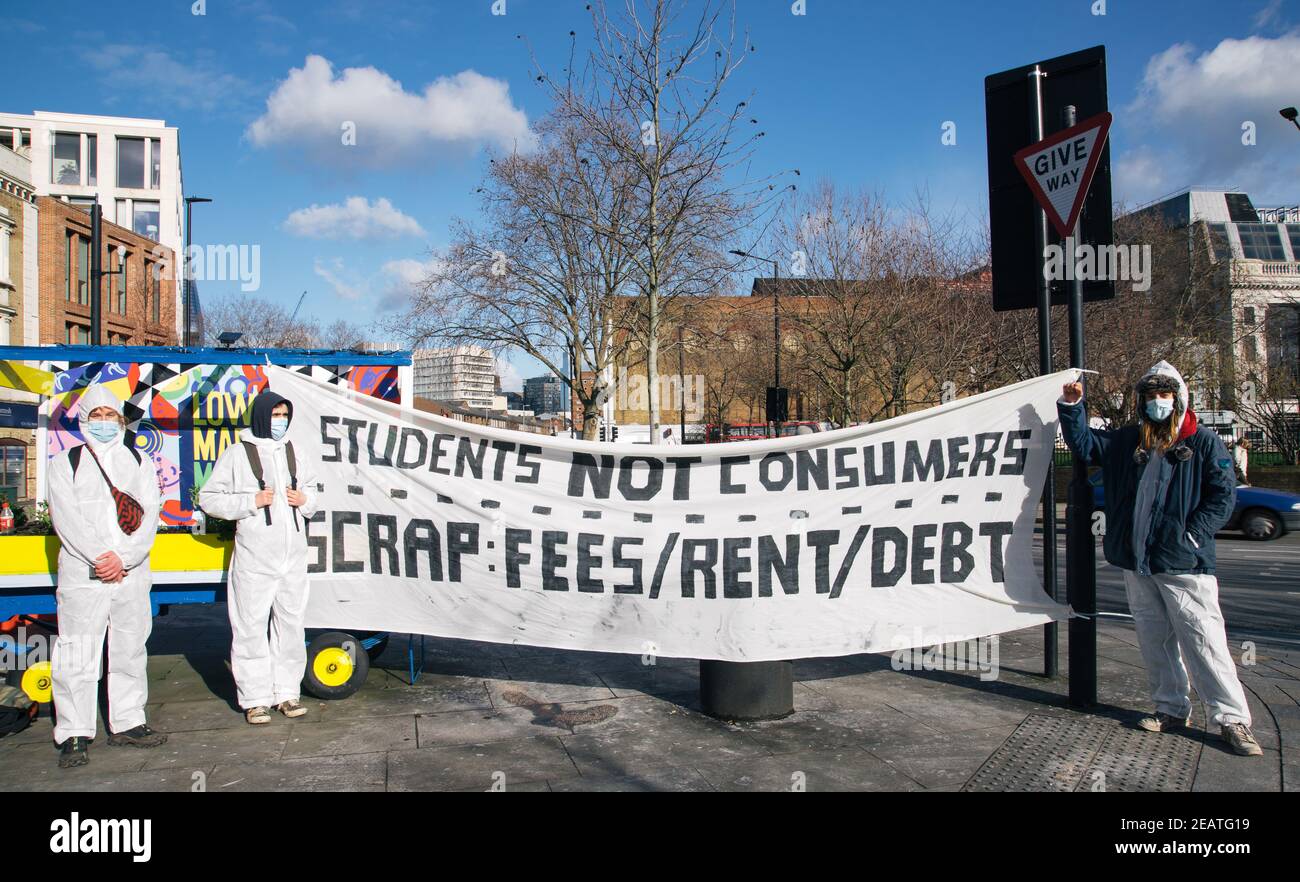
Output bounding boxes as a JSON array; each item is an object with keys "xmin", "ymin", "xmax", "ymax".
[{"xmin": 1013, "ymin": 111, "xmax": 1112, "ymax": 238}]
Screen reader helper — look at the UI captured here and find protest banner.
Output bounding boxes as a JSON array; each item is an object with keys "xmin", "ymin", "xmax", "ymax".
[{"xmin": 263, "ymin": 365, "xmax": 1076, "ymax": 662}]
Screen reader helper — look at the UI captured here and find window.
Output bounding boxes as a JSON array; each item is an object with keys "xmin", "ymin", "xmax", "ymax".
[
  {"xmin": 109, "ymin": 248, "xmax": 128, "ymax": 315},
  {"xmin": 66, "ymin": 233, "xmax": 90, "ymax": 304},
  {"xmin": 87, "ymin": 134, "xmax": 97, "ymax": 186},
  {"xmin": 0, "ymin": 442, "xmax": 27, "ymax": 501},
  {"xmin": 117, "ymin": 137, "xmax": 145, "ymax": 188},
  {"xmin": 67, "ymin": 197, "xmax": 96, "ymax": 214},
  {"xmin": 148, "ymin": 261, "xmax": 161, "ymax": 323},
  {"xmin": 133, "ymin": 201, "xmax": 160, "ymax": 240},
  {"xmin": 1237, "ymin": 223, "xmax": 1287, "ymax": 261},
  {"xmin": 1244, "ymin": 335, "xmax": 1258, "ymax": 362},
  {"xmin": 150, "ymin": 139, "xmax": 160, "ymax": 188},
  {"xmin": 51, "ymin": 132, "xmax": 81, "ymax": 185},
  {"xmin": 0, "ymin": 220, "xmax": 10, "ymax": 284},
  {"xmin": 1206, "ymin": 223, "xmax": 1232, "ymax": 261},
  {"xmin": 66, "ymin": 323, "xmax": 90, "ymax": 345},
  {"xmin": 0, "ymin": 128, "xmax": 29, "ymax": 152},
  {"xmin": 1288, "ymin": 225, "xmax": 1300, "ymax": 260},
  {"xmin": 1244, "ymin": 306, "xmax": 1257, "ymax": 326}
]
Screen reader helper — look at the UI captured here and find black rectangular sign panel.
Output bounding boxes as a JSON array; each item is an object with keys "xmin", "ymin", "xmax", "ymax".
[{"xmin": 985, "ymin": 45, "xmax": 1115, "ymax": 311}]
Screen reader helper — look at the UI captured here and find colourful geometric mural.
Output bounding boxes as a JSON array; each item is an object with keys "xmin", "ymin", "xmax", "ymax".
[{"xmin": 44, "ymin": 360, "xmax": 401, "ymax": 527}]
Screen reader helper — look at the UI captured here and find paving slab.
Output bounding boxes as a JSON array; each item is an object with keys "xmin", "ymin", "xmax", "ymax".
[
  {"xmin": 206, "ymin": 751, "xmax": 389, "ymax": 792},
  {"xmin": 280, "ymin": 715, "xmax": 418, "ymax": 759},
  {"xmin": 386, "ymin": 736, "xmax": 577, "ymax": 791},
  {"xmin": 692, "ymin": 747, "xmax": 926, "ymax": 792}
]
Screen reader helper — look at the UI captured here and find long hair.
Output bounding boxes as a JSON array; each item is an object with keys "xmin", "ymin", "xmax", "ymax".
[{"xmin": 1139, "ymin": 410, "xmax": 1180, "ymax": 453}]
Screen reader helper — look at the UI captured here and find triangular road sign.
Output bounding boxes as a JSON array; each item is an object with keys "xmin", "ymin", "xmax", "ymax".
[{"xmin": 1013, "ymin": 111, "xmax": 1112, "ymax": 238}]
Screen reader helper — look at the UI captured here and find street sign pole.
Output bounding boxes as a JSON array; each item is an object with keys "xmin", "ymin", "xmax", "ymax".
[
  {"xmin": 1062, "ymin": 104, "xmax": 1097, "ymax": 707},
  {"xmin": 1029, "ymin": 66, "xmax": 1059, "ymax": 679}
]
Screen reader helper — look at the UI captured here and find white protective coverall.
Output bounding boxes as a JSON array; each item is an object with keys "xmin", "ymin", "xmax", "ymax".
[
  {"xmin": 199, "ymin": 392, "xmax": 318, "ymax": 709},
  {"xmin": 48, "ymin": 384, "xmax": 161, "ymax": 743}
]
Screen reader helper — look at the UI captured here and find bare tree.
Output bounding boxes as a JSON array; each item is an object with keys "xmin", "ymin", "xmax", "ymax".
[
  {"xmin": 395, "ymin": 113, "xmax": 642, "ymax": 439},
  {"xmin": 202, "ymin": 292, "xmax": 368, "ymax": 350},
  {"xmin": 535, "ymin": 0, "xmax": 791, "ymax": 443},
  {"xmin": 1078, "ymin": 211, "xmax": 1229, "ymax": 428},
  {"xmin": 767, "ymin": 184, "xmax": 983, "ymax": 425},
  {"xmin": 1232, "ymin": 287, "xmax": 1300, "ymax": 464}
]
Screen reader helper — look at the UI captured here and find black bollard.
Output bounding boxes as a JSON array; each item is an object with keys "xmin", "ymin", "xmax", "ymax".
[{"xmin": 699, "ymin": 660, "xmax": 794, "ymax": 721}]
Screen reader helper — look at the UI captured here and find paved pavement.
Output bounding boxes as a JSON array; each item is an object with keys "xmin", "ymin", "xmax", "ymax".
[{"xmin": 2, "ymin": 600, "xmax": 1296, "ymax": 791}]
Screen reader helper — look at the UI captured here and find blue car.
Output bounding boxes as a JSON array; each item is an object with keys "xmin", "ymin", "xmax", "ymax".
[{"xmin": 1090, "ymin": 473, "xmax": 1300, "ymax": 541}]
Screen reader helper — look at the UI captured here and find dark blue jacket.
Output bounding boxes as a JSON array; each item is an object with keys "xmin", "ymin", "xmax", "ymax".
[{"xmin": 1057, "ymin": 401, "xmax": 1236, "ymax": 575}]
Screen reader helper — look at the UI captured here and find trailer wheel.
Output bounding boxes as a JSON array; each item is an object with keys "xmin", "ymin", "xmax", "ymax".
[
  {"xmin": 302, "ymin": 632, "xmax": 369, "ymax": 700},
  {"xmin": 5, "ymin": 661, "xmax": 53, "ymax": 704}
]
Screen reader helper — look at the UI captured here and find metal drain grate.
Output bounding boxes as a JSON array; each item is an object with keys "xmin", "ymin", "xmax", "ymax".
[
  {"xmin": 1075, "ymin": 725, "xmax": 1199, "ymax": 792},
  {"xmin": 962, "ymin": 714, "xmax": 1201, "ymax": 792}
]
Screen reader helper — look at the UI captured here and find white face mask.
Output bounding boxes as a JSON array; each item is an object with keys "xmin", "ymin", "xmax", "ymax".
[
  {"xmin": 86, "ymin": 419, "xmax": 122, "ymax": 443},
  {"xmin": 1145, "ymin": 398, "xmax": 1175, "ymax": 422}
]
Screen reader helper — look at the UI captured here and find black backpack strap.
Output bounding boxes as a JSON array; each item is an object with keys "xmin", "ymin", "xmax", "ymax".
[
  {"xmin": 243, "ymin": 441, "xmax": 272, "ymax": 526},
  {"xmin": 71, "ymin": 443, "xmax": 140, "ymax": 475},
  {"xmin": 285, "ymin": 441, "xmax": 297, "ymax": 489},
  {"xmin": 284, "ymin": 441, "xmax": 300, "ymax": 532}
]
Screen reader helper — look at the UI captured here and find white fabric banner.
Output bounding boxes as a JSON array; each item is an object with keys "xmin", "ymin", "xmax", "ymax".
[{"xmin": 264, "ymin": 365, "xmax": 1075, "ymax": 662}]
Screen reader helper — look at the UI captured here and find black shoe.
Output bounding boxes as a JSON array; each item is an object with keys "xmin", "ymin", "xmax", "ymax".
[
  {"xmin": 107, "ymin": 724, "xmax": 168, "ymax": 748},
  {"xmin": 57, "ymin": 737, "xmax": 90, "ymax": 769}
]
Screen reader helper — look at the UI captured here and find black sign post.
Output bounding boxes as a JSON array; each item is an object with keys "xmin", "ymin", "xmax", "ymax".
[
  {"xmin": 1061, "ymin": 104, "xmax": 1098, "ymax": 707},
  {"xmin": 985, "ymin": 46, "xmax": 1113, "ymax": 706}
]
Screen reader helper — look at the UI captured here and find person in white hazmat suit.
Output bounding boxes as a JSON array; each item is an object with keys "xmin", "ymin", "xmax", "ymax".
[
  {"xmin": 199, "ymin": 390, "xmax": 318, "ymax": 724},
  {"xmin": 48, "ymin": 384, "xmax": 166, "ymax": 769}
]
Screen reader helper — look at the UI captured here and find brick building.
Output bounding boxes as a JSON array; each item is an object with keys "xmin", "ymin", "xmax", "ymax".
[
  {"xmin": 37, "ymin": 195, "xmax": 176, "ymax": 348},
  {"xmin": 0, "ymin": 146, "xmax": 38, "ymax": 503}
]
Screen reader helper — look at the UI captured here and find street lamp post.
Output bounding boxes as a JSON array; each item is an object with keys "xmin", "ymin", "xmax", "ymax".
[
  {"xmin": 89, "ymin": 204, "xmax": 126, "ymax": 346},
  {"xmin": 729, "ymin": 249, "xmax": 784, "ymax": 431},
  {"xmin": 1281, "ymin": 107, "xmax": 1300, "ymax": 132},
  {"xmin": 184, "ymin": 196, "xmax": 212, "ymax": 346},
  {"xmin": 697, "ymin": 249, "xmax": 794, "ymax": 723}
]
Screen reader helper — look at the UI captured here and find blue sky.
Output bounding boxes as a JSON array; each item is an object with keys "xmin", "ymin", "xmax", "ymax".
[{"xmin": 5, "ymin": 0, "xmax": 1298, "ymax": 390}]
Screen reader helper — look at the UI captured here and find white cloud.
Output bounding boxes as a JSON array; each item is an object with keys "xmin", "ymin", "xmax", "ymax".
[
  {"xmin": 83, "ymin": 45, "xmax": 255, "ymax": 113},
  {"xmin": 378, "ymin": 256, "xmax": 442, "ymax": 310},
  {"xmin": 246, "ymin": 55, "xmax": 535, "ymax": 168},
  {"xmin": 313, "ymin": 257, "xmax": 366, "ymax": 301},
  {"xmin": 496, "ymin": 357, "xmax": 523, "ymax": 394},
  {"xmin": 285, "ymin": 197, "xmax": 425, "ymax": 240},
  {"xmin": 1118, "ymin": 33, "xmax": 1300, "ymax": 204},
  {"xmin": 1253, "ymin": 0, "xmax": 1284, "ymax": 31}
]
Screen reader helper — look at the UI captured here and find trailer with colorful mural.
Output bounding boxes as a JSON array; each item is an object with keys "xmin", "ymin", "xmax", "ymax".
[{"xmin": 0, "ymin": 345, "xmax": 412, "ymax": 702}]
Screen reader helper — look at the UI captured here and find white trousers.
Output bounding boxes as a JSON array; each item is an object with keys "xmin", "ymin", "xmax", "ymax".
[
  {"xmin": 227, "ymin": 568, "xmax": 309, "ymax": 709},
  {"xmin": 1122, "ymin": 569, "xmax": 1251, "ymax": 726},
  {"xmin": 51, "ymin": 571, "xmax": 152, "ymax": 742}
]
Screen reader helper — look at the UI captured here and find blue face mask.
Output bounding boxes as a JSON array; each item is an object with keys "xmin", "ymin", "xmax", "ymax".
[
  {"xmin": 1145, "ymin": 398, "xmax": 1175, "ymax": 422},
  {"xmin": 86, "ymin": 419, "xmax": 121, "ymax": 444},
  {"xmin": 271, "ymin": 417, "xmax": 290, "ymax": 441}
]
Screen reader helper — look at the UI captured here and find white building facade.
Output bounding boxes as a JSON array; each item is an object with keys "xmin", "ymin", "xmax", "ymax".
[
  {"xmin": 1130, "ymin": 189, "xmax": 1299, "ymax": 451},
  {"xmin": 0, "ymin": 110, "xmax": 186, "ymax": 339},
  {"xmin": 412, "ymin": 345, "xmax": 497, "ymax": 409}
]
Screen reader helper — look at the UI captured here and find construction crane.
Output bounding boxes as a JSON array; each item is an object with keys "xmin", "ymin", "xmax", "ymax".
[{"xmin": 289, "ymin": 291, "xmax": 307, "ymax": 326}]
